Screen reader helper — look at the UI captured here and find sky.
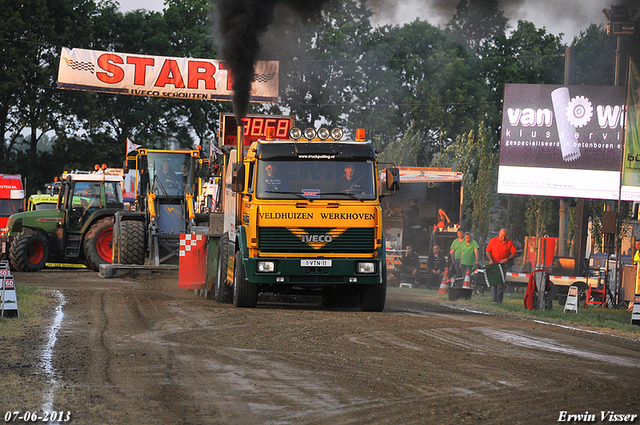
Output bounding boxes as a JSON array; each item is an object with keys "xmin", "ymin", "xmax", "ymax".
[{"xmin": 116, "ymin": 0, "xmax": 623, "ymax": 43}]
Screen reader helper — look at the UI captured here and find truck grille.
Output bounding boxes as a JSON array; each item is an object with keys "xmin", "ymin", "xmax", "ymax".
[{"xmin": 258, "ymin": 227, "xmax": 374, "ymax": 253}]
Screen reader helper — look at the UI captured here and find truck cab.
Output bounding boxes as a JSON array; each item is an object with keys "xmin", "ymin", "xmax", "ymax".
[{"xmin": 0, "ymin": 174, "xmax": 25, "ymax": 235}]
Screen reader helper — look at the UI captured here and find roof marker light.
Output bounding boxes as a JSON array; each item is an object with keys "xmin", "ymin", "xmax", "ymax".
[
  {"xmin": 303, "ymin": 128, "xmax": 316, "ymax": 139},
  {"xmin": 317, "ymin": 127, "xmax": 330, "ymax": 140},
  {"xmin": 290, "ymin": 127, "xmax": 302, "ymax": 140},
  {"xmin": 266, "ymin": 127, "xmax": 275, "ymax": 140}
]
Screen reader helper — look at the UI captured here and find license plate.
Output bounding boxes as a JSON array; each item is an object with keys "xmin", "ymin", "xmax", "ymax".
[{"xmin": 301, "ymin": 259, "xmax": 332, "ymax": 267}]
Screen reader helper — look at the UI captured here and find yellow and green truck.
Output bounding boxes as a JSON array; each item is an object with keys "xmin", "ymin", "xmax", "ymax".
[{"xmin": 210, "ymin": 126, "xmax": 399, "ymax": 311}]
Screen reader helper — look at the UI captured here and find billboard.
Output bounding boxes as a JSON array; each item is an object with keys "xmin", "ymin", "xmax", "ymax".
[
  {"xmin": 57, "ymin": 47, "xmax": 279, "ymax": 102},
  {"xmin": 498, "ymin": 84, "xmax": 626, "ymax": 199},
  {"xmin": 622, "ymin": 60, "xmax": 640, "ymax": 199}
]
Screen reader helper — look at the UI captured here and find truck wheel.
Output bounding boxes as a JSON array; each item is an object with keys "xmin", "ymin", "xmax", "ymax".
[
  {"xmin": 360, "ymin": 261, "xmax": 387, "ymax": 312},
  {"xmin": 83, "ymin": 217, "xmax": 114, "ymax": 271},
  {"xmin": 119, "ymin": 220, "xmax": 146, "ymax": 265},
  {"xmin": 233, "ymin": 251, "xmax": 258, "ymax": 308},
  {"xmin": 213, "ymin": 235, "xmax": 232, "ymax": 303},
  {"xmin": 10, "ymin": 231, "xmax": 49, "ymax": 272}
]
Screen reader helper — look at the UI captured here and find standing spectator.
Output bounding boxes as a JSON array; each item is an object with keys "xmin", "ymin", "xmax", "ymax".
[
  {"xmin": 459, "ymin": 232, "xmax": 479, "ymax": 277},
  {"xmin": 485, "ymin": 228, "xmax": 517, "ymax": 303},
  {"xmin": 400, "ymin": 244, "xmax": 420, "ymax": 286},
  {"xmin": 628, "ymin": 239, "xmax": 640, "ymax": 311},
  {"xmin": 449, "ymin": 229, "xmax": 465, "ymax": 276},
  {"xmin": 403, "ymin": 198, "xmax": 421, "ymax": 250},
  {"xmin": 426, "ymin": 244, "xmax": 447, "ymax": 288}
]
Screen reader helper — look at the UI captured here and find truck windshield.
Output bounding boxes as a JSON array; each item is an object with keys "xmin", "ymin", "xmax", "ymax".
[
  {"xmin": 0, "ymin": 199, "xmax": 23, "ymax": 217},
  {"xmin": 148, "ymin": 152, "xmax": 192, "ymax": 196},
  {"xmin": 256, "ymin": 160, "xmax": 376, "ymax": 200}
]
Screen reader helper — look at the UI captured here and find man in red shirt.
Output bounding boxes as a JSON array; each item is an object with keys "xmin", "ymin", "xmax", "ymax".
[{"xmin": 486, "ymin": 228, "xmax": 517, "ymax": 303}]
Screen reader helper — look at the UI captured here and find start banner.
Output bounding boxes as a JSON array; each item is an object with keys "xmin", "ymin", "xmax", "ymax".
[{"xmin": 57, "ymin": 47, "xmax": 279, "ymax": 102}]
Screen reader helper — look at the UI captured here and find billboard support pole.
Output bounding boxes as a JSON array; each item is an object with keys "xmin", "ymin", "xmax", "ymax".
[{"xmin": 559, "ymin": 47, "xmax": 574, "ymax": 258}]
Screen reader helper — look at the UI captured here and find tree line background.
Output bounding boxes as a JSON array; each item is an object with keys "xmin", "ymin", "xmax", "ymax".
[{"xmin": 2, "ymin": 0, "xmax": 639, "ymax": 246}]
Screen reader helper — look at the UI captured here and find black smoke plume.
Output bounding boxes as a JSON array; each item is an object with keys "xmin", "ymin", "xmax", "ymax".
[{"xmin": 215, "ymin": 0, "xmax": 329, "ymax": 122}]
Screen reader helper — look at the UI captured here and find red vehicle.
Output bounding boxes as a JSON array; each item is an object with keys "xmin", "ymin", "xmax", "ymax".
[
  {"xmin": 0, "ymin": 174, "xmax": 25, "ymax": 232},
  {"xmin": 0, "ymin": 174, "xmax": 25, "ymax": 258}
]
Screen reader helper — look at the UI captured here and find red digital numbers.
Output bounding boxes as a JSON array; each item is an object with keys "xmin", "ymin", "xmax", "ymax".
[
  {"xmin": 241, "ymin": 117, "xmax": 291, "ymax": 140},
  {"xmin": 221, "ymin": 114, "xmax": 293, "ymax": 146}
]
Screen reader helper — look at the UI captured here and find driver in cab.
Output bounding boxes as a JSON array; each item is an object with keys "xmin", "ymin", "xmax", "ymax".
[
  {"xmin": 156, "ymin": 159, "xmax": 178, "ymax": 187},
  {"xmin": 339, "ymin": 163, "xmax": 370, "ymax": 194},
  {"xmin": 263, "ymin": 163, "xmax": 288, "ymax": 192}
]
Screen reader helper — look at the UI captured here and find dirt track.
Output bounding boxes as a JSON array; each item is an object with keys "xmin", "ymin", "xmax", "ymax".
[{"xmin": 2, "ymin": 270, "xmax": 640, "ymax": 424}]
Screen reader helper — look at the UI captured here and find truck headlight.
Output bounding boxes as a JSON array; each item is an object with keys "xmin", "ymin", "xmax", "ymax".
[
  {"xmin": 257, "ymin": 261, "xmax": 275, "ymax": 273},
  {"xmin": 357, "ymin": 262, "xmax": 376, "ymax": 273}
]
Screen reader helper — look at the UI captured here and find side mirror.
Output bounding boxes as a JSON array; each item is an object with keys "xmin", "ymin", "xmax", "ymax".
[
  {"xmin": 232, "ymin": 163, "xmax": 245, "ymax": 193},
  {"xmin": 386, "ymin": 167, "xmax": 400, "ymax": 191}
]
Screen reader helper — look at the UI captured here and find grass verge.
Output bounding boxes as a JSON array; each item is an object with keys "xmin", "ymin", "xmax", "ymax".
[
  {"xmin": 393, "ymin": 286, "xmax": 640, "ymax": 340},
  {"xmin": 0, "ymin": 284, "xmax": 57, "ymax": 338}
]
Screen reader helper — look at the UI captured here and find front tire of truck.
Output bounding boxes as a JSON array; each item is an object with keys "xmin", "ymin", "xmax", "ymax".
[
  {"xmin": 233, "ymin": 251, "xmax": 258, "ymax": 308},
  {"xmin": 10, "ymin": 231, "xmax": 49, "ymax": 272},
  {"xmin": 213, "ymin": 235, "xmax": 232, "ymax": 303},
  {"xmin": 119, "ymin": 220, "xmax": 146, "ymax": 265},
  {"xmin": 83, "ymin": 217, "xmax": 115, "ymax": 271},
  {"xmin": 360, "ymin": 262, "xmax": 387, "ymax": 312}
]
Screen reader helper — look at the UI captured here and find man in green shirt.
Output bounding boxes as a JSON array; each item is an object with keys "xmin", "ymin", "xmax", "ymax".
[
  {"xmin": 449, "ymin": 229, "xmax": 465, "ymax": 276},
  {"xmin": 459, "ymin": 231, "xmax": 479, "ymax": 276}
]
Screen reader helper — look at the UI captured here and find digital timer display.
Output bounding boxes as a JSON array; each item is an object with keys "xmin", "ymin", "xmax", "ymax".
[{"xmin": 219, "ymin": 114, "xmax": 294, "ymax": 146}]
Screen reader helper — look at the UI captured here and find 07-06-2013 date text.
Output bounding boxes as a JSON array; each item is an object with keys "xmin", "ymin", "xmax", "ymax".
[{"xmin": 4, "ymin": 411, "xmax": 71, "ymax": 422}]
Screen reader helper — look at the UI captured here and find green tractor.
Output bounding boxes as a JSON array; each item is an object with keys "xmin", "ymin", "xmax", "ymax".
[{"xmin": 4, "ymin": 170, "xmax": 125, "ymax": 272}]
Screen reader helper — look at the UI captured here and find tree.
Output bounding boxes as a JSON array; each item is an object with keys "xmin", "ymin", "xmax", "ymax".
[
  {"xmin": 525, "ymin": 196, "xmax": 554, "ymax": 266},
  {"xmin": 443, "ymin": 123, "xmax": 497, "ymax": 242},
  {"xmin": 375, "ymin": 122, "xmax": 422, "ymax": 166},
  {"xmin": 572, "ymin": 24, "xmax": 616, "ymax": 86},
  {"xmin": 446, "ymin": 0, "xmax": 508, "ymax": 54},
  {"xmin": 275, "ymin": 0, "xmax": 374, "ymax": 129}
]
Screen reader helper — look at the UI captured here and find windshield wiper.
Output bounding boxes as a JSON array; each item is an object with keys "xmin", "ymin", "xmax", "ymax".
[
  {"xmin": 318, "ymin": 192, "xmax": 361, "ymax": 200},
  {"xmin": 264, "ymin": 190, "xmax": 308, "ymax": 199}
]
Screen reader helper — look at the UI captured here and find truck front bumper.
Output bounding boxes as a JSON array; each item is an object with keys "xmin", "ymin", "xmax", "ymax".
[{"xmin": 246, "ymin": 257, "xmax": 383, "ymax": 285}]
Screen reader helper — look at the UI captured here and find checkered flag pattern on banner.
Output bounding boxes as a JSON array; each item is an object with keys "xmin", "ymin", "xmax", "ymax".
[
  {"xmin": 64, "ymin": 57, "xmax": 95, "ymax": 74},
  {"xmin": 254, "ymin": 72, "xmax": 276, "ymax": 83}
]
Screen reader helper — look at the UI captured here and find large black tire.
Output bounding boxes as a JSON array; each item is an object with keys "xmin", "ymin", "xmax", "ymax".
[
  {"xmin": 118, "ymin": 220, "xmax": 146, "ymax": 265},
  {"xmin": 233, "ymin": 251, "xmax": 258, "ymax": 308},
  {"xmin": 83, "ymin": 217, "xmax": 115, "ymax": 271},
  {"xmin": 360, "ymin": 261, "xmax": 387, "ymax": 312},
  {"xmin": 213, "ymin": 235, "xmax": 232, "ymax": 303},
  {"xmin": 10, "ymin": 231, "xmax": 49, "ymax": 272}
]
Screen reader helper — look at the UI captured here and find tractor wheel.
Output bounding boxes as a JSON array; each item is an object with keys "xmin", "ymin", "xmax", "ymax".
[
  {"xmin": 83, "ymin": 217, "xmax": 114, "ymax": 271},
  {"xmin": 233, "ymin": 251, "xmax": 258, "ymax": 308},
  {"xmin": 213, "ymin": 235, "xmax": 232, "ymax": 303},
  {"xmin": 10, "ymin": 231, "xmax": 49, "ymax": 272},
  {"xmin": 119, "ymin": 220, "xmax": 146, "ymax": 265},
  {"xmin": 360, "ymin": 261, "xmax": 387, "ymax": 312}
]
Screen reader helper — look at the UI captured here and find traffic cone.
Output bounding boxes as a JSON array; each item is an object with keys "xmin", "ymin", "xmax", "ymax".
[
  {"xmin": 462, "ymin": 269, "xmax": 472, "ymax": 290},
  {"xmin": 438, "ymin": 269, "xmax": 450, "ymax": 294}
]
